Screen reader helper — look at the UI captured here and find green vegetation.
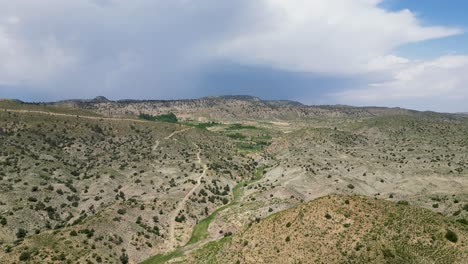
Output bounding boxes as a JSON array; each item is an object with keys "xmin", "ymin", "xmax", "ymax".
[
  {"xmin": 226, "ymin": 123, "xmax": 257, "ymax": 130},
  {"xmin": 19, "ymin": 251, "xmax": 31, "ymax": 261},
  {"xmin": 256, "ymin": 134, "xmax": 272, "ymax": 140},
  {"xmin": 397, "ymin": 200, "xmax": 410, "ymax": 206},
  {"xmin": 236, "ymin": 141, "xmax": 269, "ymax": 151},
  {"xmin": 16, "ymin": 228, "xmax": 28, "ymax": 239},
  {"xmin": 140, "ymin": 249, "xmax": 183, "ymax": 264},
  {"xmin": 227, "ymin": 133, "xmax": 246, "ymax": 140},
  {"xmin": 144, "ymin": 167, "xmax": 265, "ymax": 264},
  {"xmin": 188, "ymin": 167, "xmax": 264, "ymax": 245},
  {"xmin": 445, "ymin": 229, "xmax": 458, "ymax": 243},
  {"xmin": 183, "ymin": 121, "xmax": 221, "ymax": 129},
  {"xmin": 138, "ymin": 113, "xmax": 178, "ymax": 123},
  {"xmin": 185, "ymin": 237, "xmax": 232, "ymax": 264}
]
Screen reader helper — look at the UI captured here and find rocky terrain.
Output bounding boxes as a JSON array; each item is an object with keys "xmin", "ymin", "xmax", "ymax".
[
  {"xmin": 0, "ymin": 97, "xmax": 467, "ymax": 263},
  {"xmin": 52, "ymin": 95, "xmax": 423, "ymax": 122}
]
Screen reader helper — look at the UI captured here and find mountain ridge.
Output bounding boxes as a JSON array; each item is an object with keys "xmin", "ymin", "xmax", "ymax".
[{"xmin": 3, "ymin": 95, "xmax": 457, "ymax": 115}]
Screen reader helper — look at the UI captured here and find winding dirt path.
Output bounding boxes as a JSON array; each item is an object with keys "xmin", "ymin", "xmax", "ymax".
[
  {"xmin": 165, "ymin": 127, "xmax": 192, "ymax": 140},
  {"xmin": 166, "ymin": 143, "xmax": 206, "ymax": 250}
]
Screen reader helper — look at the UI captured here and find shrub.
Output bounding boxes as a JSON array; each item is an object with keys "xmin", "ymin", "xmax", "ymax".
[
  {"xmin": 397, "ymin": 200, "xmax": 409, "ymax": 206},
  {"xmin": 175, "ymin": 214, "xmax": 186, "ymax": 223},
  {"xmin": 285, "ymin": 236, "xmax": 290, "ymax": 242},
  {"xmin": 120, "ymin": 253, "xmax": 129, "ymax": 264},
  {"xmin": 445, "ymin": 229, "xmax": 458, "ymax": 243},
  {"xmin": 19, "ymin": 251, "xmax": 31, "ymax": 261},
  {"xmin": 382, "ymin": 249, "xmax": 395, "ymax": 259},
  {"xmin": 16, "ymin": 228, "xmax": 28, "ymax": 239}
]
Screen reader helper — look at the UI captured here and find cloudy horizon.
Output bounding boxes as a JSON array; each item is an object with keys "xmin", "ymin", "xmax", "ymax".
[{"xmin": 1, "ymin": 0, "xmax": 467, "ymax": 112}]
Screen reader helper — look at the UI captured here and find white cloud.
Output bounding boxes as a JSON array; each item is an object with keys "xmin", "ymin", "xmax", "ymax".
[
  {"xmin": 5, "ymin": 16, "xmax": 20, "ymax": 25},
  {"xmin": 331, "ymin": 55, "xmax": 468, "ymax": 111},
  {"xmin": 215, "ymin": 0, "xmax": 462, "ymax": 74}
]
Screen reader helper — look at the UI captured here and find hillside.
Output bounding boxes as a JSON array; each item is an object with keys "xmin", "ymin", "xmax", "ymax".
[
  {"xmin": 0, "ymin": 101, "xmax": 260, "ymax": 263},
  {"xmin": 0, "ymin": 97, "xmax": 467, "ymax": 263},
  {"xmin": 48, "ymin": 96, "xmax": 440, "ymax": 122},
  {"xmin": 182, "ymin": 195, "xmax": 468, "ymax": 264}
]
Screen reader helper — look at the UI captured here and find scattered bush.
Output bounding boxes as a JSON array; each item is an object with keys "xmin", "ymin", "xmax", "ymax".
[
  {"xmin": 19, "ymin": 251, "xmax": 31, "ymax": 261},
  {"xmin": 445, "ymin": 229, "xmax": 458, "ymax": 243},
  {"xmin": 16, "ymin": 228, "xmax": 28, "ymax": 239},
  {"xmin": 120, "ymin": 253, "xmax": 129, "ymax": 264}
]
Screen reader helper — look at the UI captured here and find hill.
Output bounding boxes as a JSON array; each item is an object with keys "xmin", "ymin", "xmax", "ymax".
[
  {"xmin": 0, "ymin": 102, "xmax": 259, "ymax": 263},
  {"xmin": 182, "ymin": 195, "xmax": 468, "ymax": 264},
  {"xmin": 45, "ymin": 95, "xmax": 452, "ymax": 122},
  {"xmin": 0, "ymin": 96, "xmax": 467, "ymax": 263}
]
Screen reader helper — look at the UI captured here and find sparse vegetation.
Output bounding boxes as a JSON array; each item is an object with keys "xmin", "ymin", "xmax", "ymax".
[{"xmin": 2, "ymin": 98, "xmax": 468, "ymax": 263}]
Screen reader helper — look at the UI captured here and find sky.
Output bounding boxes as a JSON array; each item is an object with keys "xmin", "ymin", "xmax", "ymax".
[{"xmin": 0, "ymin": 0, "xmax": 467, "ymax": 112}]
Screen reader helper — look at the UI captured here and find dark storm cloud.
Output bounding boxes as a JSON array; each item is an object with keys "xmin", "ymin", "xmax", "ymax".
[
  {"xmin": 0, "ymin": 1, "xmax": 466, "ymax": 111},
  {"xmin": 0, "ymin": 0, "xmax": 254, "ymax": 100}
]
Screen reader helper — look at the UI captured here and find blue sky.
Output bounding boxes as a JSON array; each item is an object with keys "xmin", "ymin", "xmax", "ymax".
[
  {"xmin": 387, "ymin": 0, "xmax": 468, "ymax": 58},
  {"xmin": 0, "ymin": 0, "xmax": 467, "ymax": 112}
]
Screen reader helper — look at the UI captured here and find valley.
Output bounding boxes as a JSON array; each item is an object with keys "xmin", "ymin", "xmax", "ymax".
[{"xmin": 0, "ymin": 97, "xmax": 467, "ymax": 263}]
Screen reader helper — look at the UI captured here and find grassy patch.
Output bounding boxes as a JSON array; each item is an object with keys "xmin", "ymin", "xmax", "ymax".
[
  {"xmin": 186, "ymin": 167, "xmax": 264, "ymax": 246},
  {"xmin": 237, "ymin": 141, "xmax": 270, "ymax": 151},
  {"xmin": 140, "ymin": 248, "xmax": 183, "ymax": 264},
  {"xmin": 182, "ymin": 121, "xmax": 221, "ymax": 129},
  {"xmin": 227, "ymin": 133, "xmax": 246, "ymax": 140},
  {"xmin": 226, "ymin": 123, "xmax": 257, "ymax": 130},
  {"xmin": 191, "ymin": 237, "xmax": 232, "ymax": 263},
  {"xmin": 256, "ymin": 134, "xmax": 272, "ymax": 140},
  {"xmin": 186, "ymin": 205, "xmax": 227, "ymax": 245}
]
